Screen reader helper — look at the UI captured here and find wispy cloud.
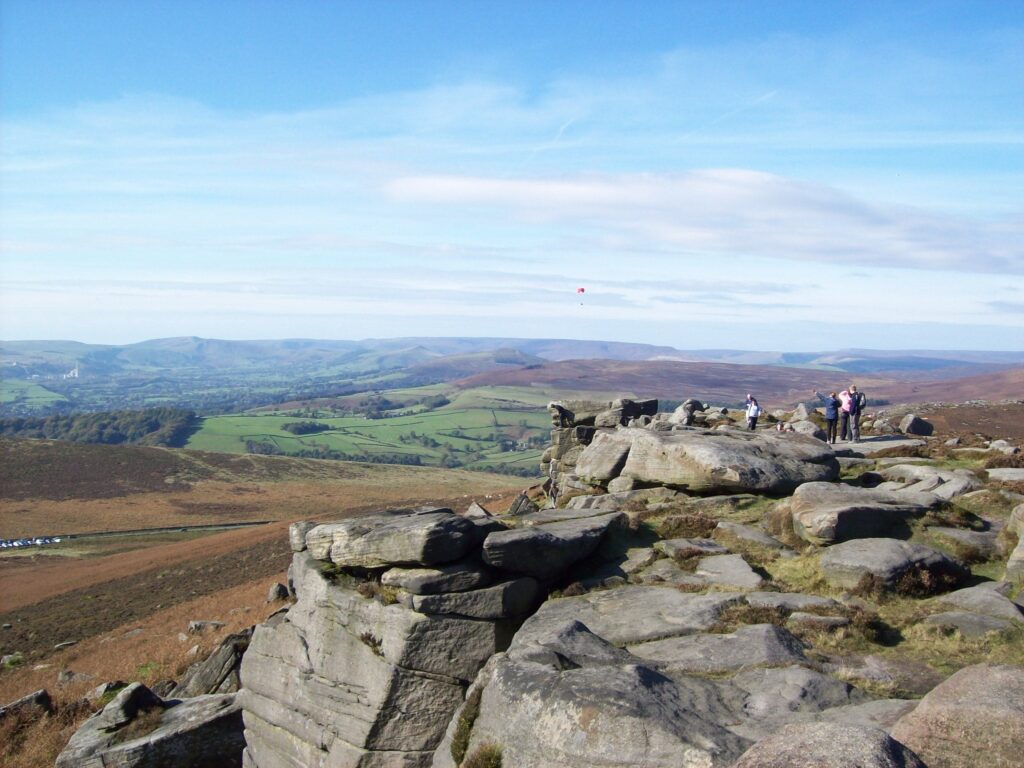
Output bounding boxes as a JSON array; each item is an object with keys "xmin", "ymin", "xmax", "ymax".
[{"xmin": 387, "ymin": 171, "xmax": 1022, "ymax": 274}]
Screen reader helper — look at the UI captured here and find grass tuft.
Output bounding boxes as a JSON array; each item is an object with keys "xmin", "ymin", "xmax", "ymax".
[
  {"xmin": 463, "ymin": 742, "xmax": 502, "ymax": 768},
  {"xmin": 450, "ymin": 685, "xmax": 483, "ymax": 766}
]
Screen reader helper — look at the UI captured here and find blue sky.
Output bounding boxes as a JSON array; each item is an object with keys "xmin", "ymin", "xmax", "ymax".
[{"xmin": 1, "ymin": 1, "xmax": 1021, "ymax": 350}]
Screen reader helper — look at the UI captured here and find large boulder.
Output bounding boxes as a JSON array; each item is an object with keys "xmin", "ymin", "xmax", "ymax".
[
  {"xmin": 890, "ymin": 663, "xmax": 1024, "ymax": 768},
  {"xmin": 56, "ymin": 683, "xmax": 243, "ymax": 768},
  {"xmin": 820, "ymin": 538, "xmax": 968, "ymax": 594},
  {"xmin": 786, "ymin": 482, "xmax": 939, "ymax": 545},
  {"xmin": 899, "ymin": 415, "xmax": 933, "ymax": 436},
  {"xmin": 732, "ymin": 722, "xmax": 925, "ymax": 768},
  {"xmin": 305, "ymin": 509, "xmax": 477, "ymax": 568},
  {"xmin": 433, "ymin": 620, "xmax": 751, "ymax": 768},
  {"xmin": 575, "ymin": 428, "xmax": 838, "ymax": 494},
  {"xmin": 790, "ymin": 420, "xmax": 827, "ymax": 441}
]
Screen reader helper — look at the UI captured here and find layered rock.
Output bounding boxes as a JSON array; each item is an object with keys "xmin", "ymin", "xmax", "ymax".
[
  {"xmin": 784, "ymin": 482, "xmax": 939, "ymax": 545},
  {"xmin": 574, "ymin": 428, "xmax": 838, "ymax": 495},
  {"xmin": 241, "ymin": 505, "xmax": 624, "ymax": 767}
]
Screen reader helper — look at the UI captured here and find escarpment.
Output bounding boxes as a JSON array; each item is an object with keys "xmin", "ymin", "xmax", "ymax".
[{"xmin": 55, "ymin": 397, "xmax": 1024, "ymax": 768}]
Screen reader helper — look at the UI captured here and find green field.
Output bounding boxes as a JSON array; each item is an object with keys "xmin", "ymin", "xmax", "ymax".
[
  {"xmin": 0, "ymin": 379, "xmax": 68, "ymax": 408},
  {"xmin": 187, "ymin": 386, "xmax": 552, "ymax": 474}
]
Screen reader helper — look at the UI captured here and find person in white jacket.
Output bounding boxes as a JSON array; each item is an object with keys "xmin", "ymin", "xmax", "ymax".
[{"xmin": 745, "ymin": 394, "xmax": 761, "ymax": 431}]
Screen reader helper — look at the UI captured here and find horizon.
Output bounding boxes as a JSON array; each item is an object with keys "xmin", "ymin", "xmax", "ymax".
[
  {"xmin": 1, "ymin": 1, "xmax": 1022, "ymax": 350},
  {"xmin": 3, "ymin": 333, "xmax": 1024, "ymax": 358}
]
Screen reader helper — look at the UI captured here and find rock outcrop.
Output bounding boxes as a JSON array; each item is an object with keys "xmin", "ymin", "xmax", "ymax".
[
  {"xmin": 574, "ymin": 428, "xmax": 839, "ymax": 495},
  {"xmin": 890, "ymin": 664, "xmax": 1024, "ymax": 767},
  {"xmin": 162, "ymin": 395, "xmax": 1020, "ymax": 768},
  {"xmin": 55, "ymin": 683, "xmax": 243, "ymax": 768},
  {"xmin": 239, "ymin": 503, "xmax": 623, "ymax": 767}
]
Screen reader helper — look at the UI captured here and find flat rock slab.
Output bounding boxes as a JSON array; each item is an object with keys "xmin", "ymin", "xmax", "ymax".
[
  {"xmin": 515, "ymin": 586, "xmax": 745, "ymax": 647},
  {"xmin": 563, "ymin": 487, "xmax": 680, "ymax": 511},
  {"xmin": 517, "ymin": 505, "xmax": 630, "ymax": 524},
  {"xmin": 654, "ymin": 537, "xmax": 729, "ymax": 558},
  {"xmin": 630, "ymin": 624, "xmax": 807, "ymax": 674},
  {"xmin": 745, "ymin": 592, "xmax": 841, "ymax": 612},
  {"xmin": 846, "ymin": 438, "xmax": 925, "ymax": 457},
  {"xmin": 820, "ymin": 538, "xmax": 967, "ymax": 593},
  {"xmin": 928, "ymin": 527, "xmax": 1000, "ymax": 559},
  {"xmin": 634, "ymin": 558, "xmax": 707, "ymax": 588},
  {"xmin": 381, "ymin": 560, "xmax": 491, "ymax": 595},
  {"xmin": 787, "ymin": 482, "xmax": 938, "ymax": 545},
  {"xmin": 732, "ymin": 665, "xmax": 865, "ymax": 720},
  {"xmin": 695, "ymin": 554, "xmax": 765, "ymax": 590},
  {"xmin": 481, "ymin": 512, "xmax": 625, "ymax": 579},
  {"xmin": 932, "ymin": 583, "xmax": 1024, "ymax": 621},
  {"xmin": 987, "ymin": 467, "xmax": 1024, "ymax": 482},
  {"xmin": 733, "ymin": 722, "xmax": 926, "ymax": 768},
  {"xmin": 306, "ymin": 510, "xmax": 477, "ymax": 568},
  {"xmin": 891, "ymin": 663, "xmax": 1024, "ymax": 768},
  {"xmin": 409, "ymin": 578, "xmax": 539, "ymax": 620},
  {"xmin": 716, "ymin": 521, "xmax": 787, "ymax": 550},
  {"xmin": 576, "ymin": 428, "xmax": 839, "ymax": 494},
  {"xmin": 922, "ymin": 611, "xmax": 1011, "ymax": 637}
]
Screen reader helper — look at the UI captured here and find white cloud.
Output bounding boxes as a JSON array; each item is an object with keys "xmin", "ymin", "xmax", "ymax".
[{"xmin": 387, "ymin": 171, "xmax": 1023, "ymax": 274}]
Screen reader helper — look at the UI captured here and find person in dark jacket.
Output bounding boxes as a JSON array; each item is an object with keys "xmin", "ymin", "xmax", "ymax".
[
  {"xmin": 814, "ymin": 390, "xmax": 841, "ymax": 444},
  {"xmin": 848, "ymin": 385, "xmax": 866, "ymax": 442}
]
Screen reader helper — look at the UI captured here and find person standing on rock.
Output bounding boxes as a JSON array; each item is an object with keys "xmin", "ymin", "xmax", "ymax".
[
  {"xmin": 838, "ymin": 388, "xmax": 852, "ymax": 440},
  {"xmin": 848, "ymin": 385, "xmax": 866, "ymax": 443},
  {"xmin": 745, "ymin": 394, "xmax": 761, "ymax": 430},
  {"xmin": 814, "ymin": 390, "xmax": 841, "ymax": 444}
]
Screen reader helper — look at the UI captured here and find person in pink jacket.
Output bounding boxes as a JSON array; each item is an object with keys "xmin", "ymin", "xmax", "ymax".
[{"xmin": 838, "ymin": 389, "xmax": 852, "ymax": 441}]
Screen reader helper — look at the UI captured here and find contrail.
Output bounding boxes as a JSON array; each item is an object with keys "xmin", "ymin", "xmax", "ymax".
[{"xmin": 677, "ymin": 90, "xmax": 778, "ymax": 140}]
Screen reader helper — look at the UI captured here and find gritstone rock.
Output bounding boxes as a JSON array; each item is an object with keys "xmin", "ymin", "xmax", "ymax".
[
  {"xmin": 785, "ymin": 482, "xmax": 939, "ymax": 545},
  {"xmin": 890, "ymin": 663, "xmax": 1024, "ymax": 768},
  {"xmin": 575, "ymin": 428, "xmax": 838, "ymax": 494},
  {"xmin": 732, "ymin": 722, "xmax": 925, "ymax": 768}
]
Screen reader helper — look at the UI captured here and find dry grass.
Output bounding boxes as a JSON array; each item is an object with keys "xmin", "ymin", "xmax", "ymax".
[
  {"xmin": 463, "ymin": 743, "xmax": 503, "ymax": 768},
  {"xmin": 0, "ymin": 578, "xmax": 283, "ymax": 768},
  {"xmin": 985, "ymin": 452, "xmax": 1024, "ymax": 469}
]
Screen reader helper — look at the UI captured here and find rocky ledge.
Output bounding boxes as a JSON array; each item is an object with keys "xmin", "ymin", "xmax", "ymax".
[{"xmin": 51, "ymin": 397, "xmax": 1024, "ymax": 768}]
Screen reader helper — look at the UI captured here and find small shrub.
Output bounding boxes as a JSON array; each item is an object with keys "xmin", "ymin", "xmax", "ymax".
[
  {"xmin": 985, "ymin": 453, "xmax": 1024, "ymax": 469},
  {"xmin": 463, "ymin": 742, "xmax": 502, "ymax": 768},
  {"xmin": 708, "ymin": 603, "xmax": 788, "ymax": 633},
  {"xmin": 656, "ymin": 512, "xmax": 716, "ymax": 539},
  {"xmin": 853, "ymin": 567, "xmax": 962, "ymax": 600},
  {"xmin": 991, "ymin": 480, "xmax": 1024, "ymax": 496},
  {"xmin": 559, "ymin": 582, "xmax": 587, "ymax": 597},
  {"xmin": 355, "ymin": 580, "xmax": 400, "ymax": 605}
]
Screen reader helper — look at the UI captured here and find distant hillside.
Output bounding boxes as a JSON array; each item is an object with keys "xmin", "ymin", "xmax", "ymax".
[
  {"xmin": 453, "ymin": 359, "xmax": 856, "ymax": 406},
  {"xmin": 3, "ymin": 336, "xmax": 1021, "ymax": 417},
  {"xmin": 871, "ymin": 366, "xmax": 1024, "ymax": 404}
]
